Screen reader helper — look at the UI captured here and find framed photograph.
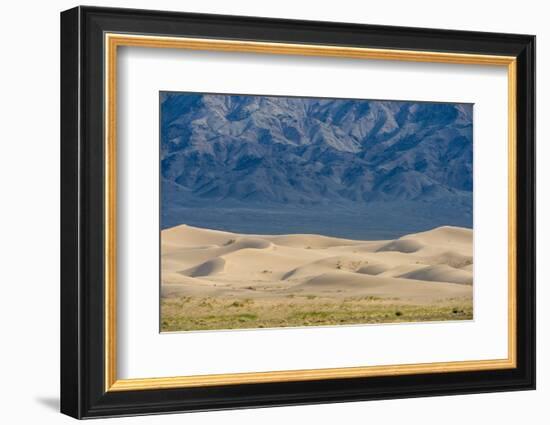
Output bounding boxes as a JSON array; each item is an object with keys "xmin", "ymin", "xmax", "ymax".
[{"xmin": 60, "ymin": 6, "xmax": 535, "ymax": 419}]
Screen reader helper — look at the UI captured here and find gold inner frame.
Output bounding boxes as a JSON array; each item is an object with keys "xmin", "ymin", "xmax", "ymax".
[{"xmin": 104, "ymin": 33, "xmax": 518, "ymax": 392}]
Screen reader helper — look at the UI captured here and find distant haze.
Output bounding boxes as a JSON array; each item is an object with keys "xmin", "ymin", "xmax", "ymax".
[{"xmin": 160, "ymin": 92, "xmax": 473, "ymax": 239}]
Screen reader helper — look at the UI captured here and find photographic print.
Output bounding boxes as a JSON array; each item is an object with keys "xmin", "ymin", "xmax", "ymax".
[{"xmin": 160, "ymin": 92, "xmax": 473, "ymax": 332}]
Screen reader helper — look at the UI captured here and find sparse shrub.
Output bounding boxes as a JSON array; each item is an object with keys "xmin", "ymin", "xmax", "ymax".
[
  {"xmin": 198, "ymin": 298, "xmax": 212, "ymax": 307},
  {"xmin": 238, "ymin": 313, "xmax": 257, "ymax": 322},
  {"xmin": 362, "ymin": 296, "xmax": 380, "ymax": 302},
  {"xmin": 395, "ymin": 311, "xmax": 403, "ymax": 317}
]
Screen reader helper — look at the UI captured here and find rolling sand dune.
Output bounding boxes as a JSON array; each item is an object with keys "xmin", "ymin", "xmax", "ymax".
[
  {"xmin": 398, "ymin": 264, "xmax": 473, "ymax": 285},
  {"xmin": 162, "ymin": 224, "xmax": 473, "ymax": 300},
  {"xmin": 182, "ymin": 257, "xmax": 226, "ymax": 278}
]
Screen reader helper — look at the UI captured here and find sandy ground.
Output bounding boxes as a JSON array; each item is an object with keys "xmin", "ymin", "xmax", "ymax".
[{"xmin": 161, "ymin": 224, "xmax": 473, "ymax": 331}]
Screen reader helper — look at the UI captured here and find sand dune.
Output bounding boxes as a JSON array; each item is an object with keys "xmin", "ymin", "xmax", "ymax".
[
  {"xmin": 182, "ymin": 257, "xmax": 226, "ymax": 277},
  {"xmin": 398, "ymin": 264, "xmax": 473, "ymax": 285},
  {"xmin": 298, "ymin": 271, "xmax": 470, "ymax": 299},
  {"xmin": 356, "ymin": 263, "xmax": 389, "ymax": 276},
  {"xmin": 161, "ymin": 224, "xmax": 473, "ymax": 303},
  {"xmin": 377, "ymin": 238, "xmax": 424, "ymax": 253}
]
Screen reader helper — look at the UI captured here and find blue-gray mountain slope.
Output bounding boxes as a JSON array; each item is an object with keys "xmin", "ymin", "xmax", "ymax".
[{"xmin": 160, "ymin": 92, "xmax": 473, "ymax": 239}]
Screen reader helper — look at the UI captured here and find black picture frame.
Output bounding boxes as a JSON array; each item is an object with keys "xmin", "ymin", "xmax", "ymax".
[{"xmin": 60, "ymin": 5, "xmax": 535, "ymax": 419}]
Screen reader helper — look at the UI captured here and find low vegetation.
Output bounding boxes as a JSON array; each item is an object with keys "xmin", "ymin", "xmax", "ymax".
[{"xmin": 160, "ymin": 295, "xmax": 473, "ymax": 332}]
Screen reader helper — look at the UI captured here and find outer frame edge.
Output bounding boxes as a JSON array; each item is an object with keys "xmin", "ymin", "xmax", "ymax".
[{"xmin": 60, "ymin": 5, "xmax": 83, "ymax": 420}]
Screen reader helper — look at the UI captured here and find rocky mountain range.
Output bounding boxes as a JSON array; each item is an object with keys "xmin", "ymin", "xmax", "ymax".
[{"xmin": 160, "ymin": 92, "xmax": 473, "ymax": 236}]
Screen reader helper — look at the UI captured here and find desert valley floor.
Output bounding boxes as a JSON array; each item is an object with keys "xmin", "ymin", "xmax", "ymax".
[{"xmin": 161, "ymin": 224, "xmax": 473, "ymax": 331}]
